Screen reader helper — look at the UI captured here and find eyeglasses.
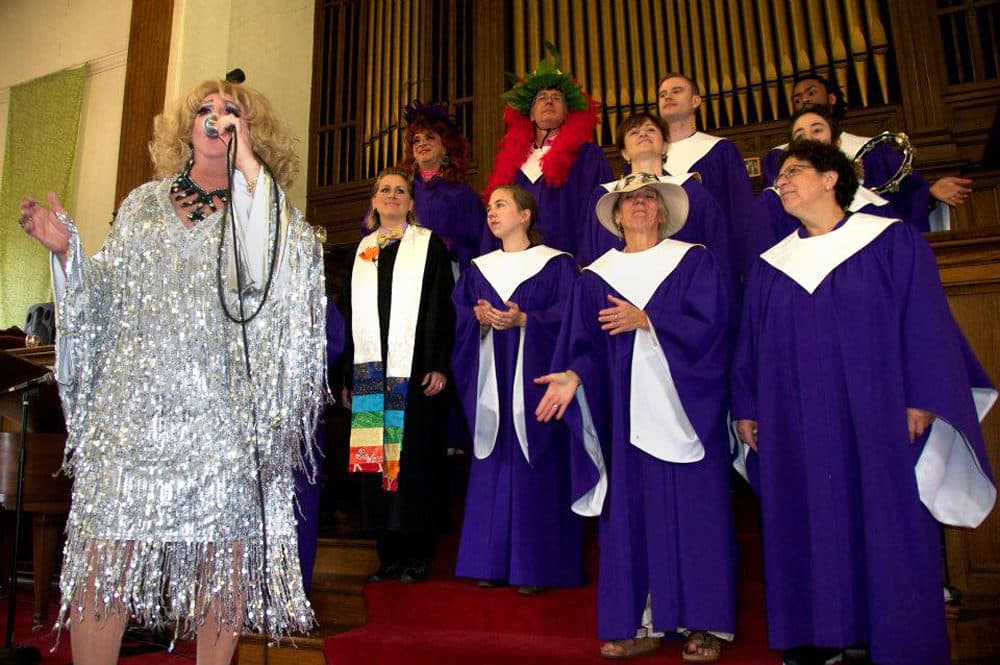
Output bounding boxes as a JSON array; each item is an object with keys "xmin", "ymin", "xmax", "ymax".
[
  {"xmin": 775, "ymin": 163, "xmax": 815, "ymax": 183},
  {"xmin": 533, "ymin": 92, "xmax": 565, "ymax": 105}
]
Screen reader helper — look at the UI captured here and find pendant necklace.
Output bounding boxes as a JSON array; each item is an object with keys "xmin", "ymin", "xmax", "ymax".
[{"xmin": 171, "ymin": 161, "xmax": 228, "ymax": 223}]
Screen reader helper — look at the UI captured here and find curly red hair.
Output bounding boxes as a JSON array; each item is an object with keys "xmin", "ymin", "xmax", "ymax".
[{"xmin": 400, "ymin": 117, "xmax": 472, "ymax": 183}]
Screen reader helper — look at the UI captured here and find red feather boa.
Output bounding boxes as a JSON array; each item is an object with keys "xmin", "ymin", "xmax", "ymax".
[{"xmin": 483, "ymin": 95, "xmax": 600, "ymax": 202}]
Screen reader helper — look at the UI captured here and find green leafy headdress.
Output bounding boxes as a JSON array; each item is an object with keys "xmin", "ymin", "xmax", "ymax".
[{"xmin": 501, "ymin": 42, "xmax": 588, "ymax": 114}]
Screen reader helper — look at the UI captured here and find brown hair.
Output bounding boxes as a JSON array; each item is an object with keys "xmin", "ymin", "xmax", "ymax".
[
  {"xmin": 400, "ymin": 117, "xmax": 473, "ymax": 183},
  {"xmin": 493, "ymin": 185, "xmax": 543, "ymax": 246},
  {"xmin": 656, "ymin": 73, "xmax": 701, "ymax": 97},
  {"xmin": 150, "ymin": 79, "xmax": 299, "ymax": 189},
  {"xmin": 615, "ymin": 111, "xmax": 668, "ymax": 153}
]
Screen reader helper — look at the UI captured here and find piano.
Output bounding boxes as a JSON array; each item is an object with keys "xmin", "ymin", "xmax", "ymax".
[{"xmin": 0, "ymin": 346, "xmax": 70, "ymax": 628}]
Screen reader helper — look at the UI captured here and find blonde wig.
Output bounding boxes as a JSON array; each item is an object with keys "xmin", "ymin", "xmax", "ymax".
[{"xmin": 150, "ymin": 80, "xmax": 299, "ymax": 189}]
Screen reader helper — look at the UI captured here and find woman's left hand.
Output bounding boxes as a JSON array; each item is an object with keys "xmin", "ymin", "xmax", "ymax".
[
  {"xmin": 215, "ymin": 111, "xmax": 261, "ymax": 183},
  {"xmin": 483, "ymin": 300, "xmax": 527, "ymax": 330},
  {"xmin": 598, "ymin": 295, "xmax": 648, "ymax": 335},
  {"xmin": 422, "ymin": 371, "xmax": 447, "ymax": 396},
  {"xmin": 907, "ymin": 407, "xmax": 935, "ymax": 443}
]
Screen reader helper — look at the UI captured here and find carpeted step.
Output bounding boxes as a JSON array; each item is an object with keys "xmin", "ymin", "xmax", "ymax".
[
  {"xmin": 322, "ymin": 624, "xmax": 783, "ymax": 665},
  {"xmin": 362, "ymin": 578, "xmax": 598, "ymax": 636}
]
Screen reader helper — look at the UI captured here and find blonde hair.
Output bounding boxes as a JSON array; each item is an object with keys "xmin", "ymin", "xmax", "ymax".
[
  {"xmin": 365, "ymin": 167, "xmax": 418, "ymax": 231},
  {"xmin": 149, "ymin": 80, "xmax": 299, "ymax": 189}
]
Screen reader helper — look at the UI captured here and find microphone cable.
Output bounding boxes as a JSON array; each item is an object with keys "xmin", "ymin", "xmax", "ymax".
[{"xmin": 214, "ymin": 126, "xmax": 284, "ymax": 653}]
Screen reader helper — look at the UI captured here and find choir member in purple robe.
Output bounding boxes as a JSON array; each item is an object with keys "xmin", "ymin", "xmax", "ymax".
[
  {"xmin": 733, "ymin": 141, "xmax": 997, "ymax": 665},
  {"xmin": 760, "ymin": 72, "xmax": 972, "ymax": 227},
  {"xmin": 537, "ymin": 173, "xmax": 736, "ymax": 662},
  {"xmin": 745, "ymin": 109, "xmax": 900, "ymax": 264},
  {"xmin": 657, "ymin": 73, "xmax": 753, "ymax": 276},
  {"xmin": 451, "ymin": 185, "xmax": 583, "ymax": 593},
  {"xmin": 483, "ymin": 49, "xmax": 612, "ymax": 260},
  {"xmin": 360, "ymin": 101, "xmax": 485, "ymax": 272},
  {"xmin": 296, "ymin": 302, "xmax": 346, "ymax": 592}
]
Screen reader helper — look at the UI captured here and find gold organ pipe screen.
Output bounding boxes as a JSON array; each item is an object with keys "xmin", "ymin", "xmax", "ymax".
[{"xmin": 508, "ymin": 0, "xmax": 895, "ymax": 133}]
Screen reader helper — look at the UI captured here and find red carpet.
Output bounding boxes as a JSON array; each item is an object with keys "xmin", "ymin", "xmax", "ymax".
[
  {"xmin": 323, "ymin": 485, "xmax": 783, "ymax": 664},
  {"xmin": 1, "ymin": 592, "xmax": 196, "ymax": 665}
]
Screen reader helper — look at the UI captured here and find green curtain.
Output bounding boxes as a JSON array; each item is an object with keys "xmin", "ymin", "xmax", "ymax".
[{"xmin": 0, "ymin": 65, "xmax": 88, "ymax": 329}]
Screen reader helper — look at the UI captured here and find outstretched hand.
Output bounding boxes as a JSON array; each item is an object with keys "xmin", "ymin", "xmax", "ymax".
[
  {"xmin": 533, "ymin": 370, "xmax": 580, "ymax": 422},
  {"xmin": 19, "ymin": 192, "xmax": 71, "ymax": 259}
]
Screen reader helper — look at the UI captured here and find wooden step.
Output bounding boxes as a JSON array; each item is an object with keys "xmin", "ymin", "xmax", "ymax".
[
  {"xmin": 312, "ymin": 537, "xmax": 378, "ymax": 577},
  {"xmin": 309, "ymin": 572, "xmax": 369, "ymax": 627},
  {"xmin": 237, "ymin": 626, "xmax": 349, "ymax": 665}
]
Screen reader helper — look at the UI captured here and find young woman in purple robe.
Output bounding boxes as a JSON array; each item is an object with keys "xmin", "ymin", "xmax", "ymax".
[
  {"xmin": 536, "ymin": 173, "xmax": 736, "ymax": 662},
  {"xmin": 451, "ymin": 185, "xmax": 582, "ymax": 594},
  {"xmin": 733, "ymin": 140, "xmax": 996, "ymax": 665}
]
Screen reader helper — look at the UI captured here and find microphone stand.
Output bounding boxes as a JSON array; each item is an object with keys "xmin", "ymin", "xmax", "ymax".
[{"xmin": 0, "ymin": 375, "xmax": 55, "ymax": 665}]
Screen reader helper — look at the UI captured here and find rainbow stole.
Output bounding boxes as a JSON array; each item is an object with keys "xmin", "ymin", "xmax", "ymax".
[{"xmin": 348, "ymin": 225, "xmax": 430, "ymax": 491}]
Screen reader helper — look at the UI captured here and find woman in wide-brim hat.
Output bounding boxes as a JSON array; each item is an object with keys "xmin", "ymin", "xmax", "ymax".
[{"xmin": 536, "ymin": 172, "xmax": 736, "ymax": 662}]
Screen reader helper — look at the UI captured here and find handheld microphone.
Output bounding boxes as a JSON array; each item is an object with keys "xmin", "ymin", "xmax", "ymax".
[
  {"xmin": 203, "ymin": 114, "xmax": 234, "ymax": 139},
  {"xmin": 204, "ymin": 113, "xmax": 220, "ymax": 139}
]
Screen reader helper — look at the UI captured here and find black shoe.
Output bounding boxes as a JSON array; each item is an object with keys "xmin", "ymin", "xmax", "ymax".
[
  {"xmin": 517, "ymin": 585, "xmax": 543, "ymax": 595},
  {"xmin": 366, "ymin": 561, "xmax": 402, "ymax": 583},
  {"xmin": 477, "ymin": 579, "xmax": 507, "ymax": 588},
  {"xmin": 399, "ymin": 561, "xmax": 429, "ymax": 584}
]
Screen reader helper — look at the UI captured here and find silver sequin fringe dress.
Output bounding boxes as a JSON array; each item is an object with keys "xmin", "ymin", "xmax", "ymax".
[{"xmin": 52, "ymin": 176, "xmax": 327, "ymax": 641}]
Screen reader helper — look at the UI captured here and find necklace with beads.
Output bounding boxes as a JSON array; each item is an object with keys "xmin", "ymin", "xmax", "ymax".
[{"xmin": 170, "ymin": 161, "xmax": 228, "ymax": 223}]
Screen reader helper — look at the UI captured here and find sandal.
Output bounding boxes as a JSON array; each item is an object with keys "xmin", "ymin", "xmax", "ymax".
[
  {"xmin": 682, "ymin": 631, "xmax": 723, "ymax": 663},
  {"xmin": 600, "ymin": 637, "xmax": 661, "ymax": 659}
]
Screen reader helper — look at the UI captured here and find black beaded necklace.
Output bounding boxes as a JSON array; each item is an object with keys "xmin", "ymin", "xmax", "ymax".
[{"xmin": 171, "ymin": 161, "xmax": 228, "ymax": 223}]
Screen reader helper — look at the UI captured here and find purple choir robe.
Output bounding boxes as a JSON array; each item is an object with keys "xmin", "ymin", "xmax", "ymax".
[
  {"xmin": 744, "ymin": 185, "xmax": 897, "ymax": 266},
  {"xmin": 361, "ymin": 174, "xmax": 485, "ymax": 271},
  {"xmin": 451, "ymin": 249, "xmax": 583, "ymax": 587},
  {"xmin": 762, "ymin": 134, "xmax": 932, "ymax": 232},
  {"xmin": 557, "ymin": 242, "xmax": 736, "ymax": 640},
  {"xmin": 664, "ymin": 133, "xmax": 753, "ymax": 277},
  {"xmin": 296, "ymin": 302, "xmax": 346, "ymax": 592},
  {"xmin": 732, "ymin": 214, "xmax": 997, "ymax": 665},
  {"xmin": 480, "ymin": 141, "xmax": 612, "ymax": 261}
]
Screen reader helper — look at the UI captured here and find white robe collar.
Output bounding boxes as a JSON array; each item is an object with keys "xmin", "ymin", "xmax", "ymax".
[
  {"xmin": 761, "ymin": 213, "xmax": 898, "ymax": 294},
  {"xmin": 665, "ymin": 132, "xmax": 723, "ymax": 178},
  {"xmin": 586, "ymin": 239, "xmax": 698, "ymax": 308},
  {"xmin": 472, "ymin": 245, "xmax": 569, "ymax": 301},
  {"xmin": 849, "ymin": 186, "xmax": 890, "ymax": 211},
  {"xmin": 520, "ymin": 145, "xmax": 550, "ymax": 184},
  {"xmin": 839, "ymin": 131, "xmax": 869, "ymax": 160}
]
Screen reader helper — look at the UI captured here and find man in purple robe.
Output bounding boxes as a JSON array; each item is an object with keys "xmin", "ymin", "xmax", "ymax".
[
  {"xmin": 537, "ymin": 174, "xmax": 735, "ymax": 661},
  {"xmin": 733, "ymin": 140, "xmax": 996, "ymax": 665},
  {"xmin": 657, "ymin": 73, "xmax": 754, "ymax": 277},
  {"xmin": 482, "ymin": 49, "xmax": 612, "ymax": 261}
]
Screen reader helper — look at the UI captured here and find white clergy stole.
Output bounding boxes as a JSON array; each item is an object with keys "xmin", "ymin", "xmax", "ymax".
[
  {"xmin": 664, "ymin": 132, "xmax": 723, "ymax": 179},
  {"xmin": 586, "ymin": 239, "xmax": 704, "ymax": 463},
  {"xmin": 761, "ymin": 213, "xmax": 898, "ymax": 294},
  {"xmin": 470, "ymin": 246, "xmax": 569, "ymax": 462},
  {"xmin": 519, "ymin": 146, "xmax": 550, "ymax": 184},
  {"xmin": 351, "ymin": 225, "xmax": 430, "ymax": 374}
]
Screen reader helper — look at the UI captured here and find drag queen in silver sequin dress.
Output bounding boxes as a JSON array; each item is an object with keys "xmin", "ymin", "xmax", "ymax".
[{"xmin": 18, "ymin": 80, "xmax": 327, "ymax": 665}]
